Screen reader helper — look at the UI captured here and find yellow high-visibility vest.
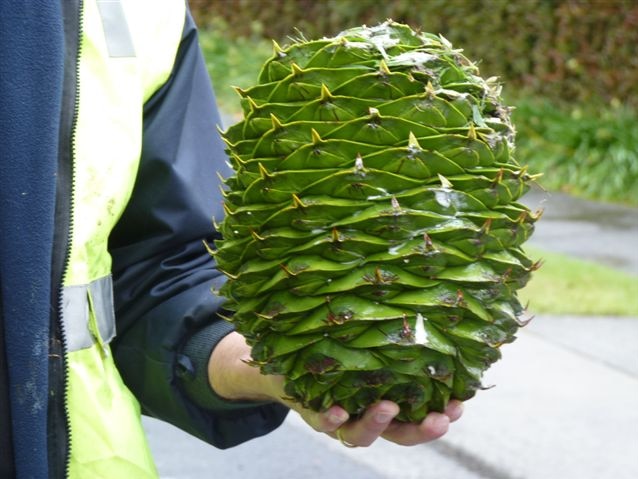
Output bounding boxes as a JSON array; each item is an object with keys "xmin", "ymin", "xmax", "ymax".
[{"xmin": 62, "ymin": 1, "xmax": 185, "ymax": 476}]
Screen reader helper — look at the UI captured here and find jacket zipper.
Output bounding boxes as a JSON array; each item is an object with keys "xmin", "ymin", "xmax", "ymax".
[{"xmin": 49, "ymin": 0, "xmax": 83, "ymax": 477}]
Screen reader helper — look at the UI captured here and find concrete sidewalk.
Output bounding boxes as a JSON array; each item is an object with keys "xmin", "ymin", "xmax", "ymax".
[{"xmin": 144, "ymin": 314, "xmax": 638, "ymax": 479}]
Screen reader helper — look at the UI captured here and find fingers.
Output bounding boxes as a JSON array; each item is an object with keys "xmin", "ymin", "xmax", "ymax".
[
  {"xmin": 278, "ymin": 387, "xmax": 351, "ymax": 433},
  {"xmin": 299, "ymin": 399, "xmax": 465, "ymax": 448},
  {"xmin": 445, "ymin": 399, "xmax": 464, "ymax": 423},
  {"xmin": 292, "ymin": 404, "xmax": 350, "ymax": 434},
  {"xmin": 381, "ymin": 401, "xmax": 464, "ymax": 446},
  {"xmin": 341, "ymin": 400, "xmax": 465, "ymax": 447},
  {"xmin": 333, "ymin": 400, "xmax": 400, "ymax": 447},
  {"xmin": 381, "ymin": 411, "xmax": 450, "ymax": 446}
]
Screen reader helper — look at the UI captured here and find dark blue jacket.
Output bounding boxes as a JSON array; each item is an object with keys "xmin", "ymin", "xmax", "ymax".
[{"xmin": 0, "ymin": 2, "xmax": 287, "ymax": 477}]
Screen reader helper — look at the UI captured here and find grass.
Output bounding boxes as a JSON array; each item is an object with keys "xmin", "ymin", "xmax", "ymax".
[{"xmin": 520, "ymin": 246, "xmax": 638, "ymax": 317}]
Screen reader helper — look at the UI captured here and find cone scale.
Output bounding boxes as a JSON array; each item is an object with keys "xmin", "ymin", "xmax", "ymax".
[{"xmin": 214, "ymin": 21, "xmax": 540, "ymax": 422}]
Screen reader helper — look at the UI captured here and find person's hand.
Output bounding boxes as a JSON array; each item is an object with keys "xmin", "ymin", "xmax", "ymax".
[
  {"xmin": 209, "ymin": 332, "xmax": 463, "ymax": 447},
  {"xmin": 286, "ymin": 396, "xmax": 463, "ymax": 447}
]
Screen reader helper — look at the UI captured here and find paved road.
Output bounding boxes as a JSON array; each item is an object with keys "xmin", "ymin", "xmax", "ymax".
[{"xmin": 143, "ymin": 191, "xmax": 638, "ymax": 479}]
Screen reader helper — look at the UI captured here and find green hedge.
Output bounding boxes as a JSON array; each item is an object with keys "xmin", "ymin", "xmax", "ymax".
[{"xmin": 190, "ymin": 0, "xmax": 637, "ymax": 107}]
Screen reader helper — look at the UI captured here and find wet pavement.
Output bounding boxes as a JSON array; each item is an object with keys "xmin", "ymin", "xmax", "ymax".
[
  {"xmin": 143, "ymin": 191, "xmax": 638, "ymax": 478},
  {"xmin": 522, "ymin": 188, "xmax": 638, "ymax": 274}
]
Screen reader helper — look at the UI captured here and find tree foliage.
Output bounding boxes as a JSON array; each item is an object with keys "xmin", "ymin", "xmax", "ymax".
[{"xmin": 190, "ymin": 0, "xmax": 637, "ymax": 107}]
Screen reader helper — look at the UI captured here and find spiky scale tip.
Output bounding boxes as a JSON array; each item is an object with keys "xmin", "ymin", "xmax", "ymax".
[
  {"xmin": 270, "ymin": 114, "xmax": 284, "ymax": 131},
  {"xmin": 222, "ymin": 202, "xmax": 234, "ymax": 217},
  {"xmin": 258, "ymin": 162, "xmax": 272, "ymax": 179},
  {"xmin": 214, "ymin": 20, "xmax": 540, "ymax": 423},
  {"xmin": 378, "ymin": 59, "xmax": 391, "ymax": 75},
  {"xmin": 246, "ymin": 96, "xmax": 260, "ymax": 112},
  {"xmin": 215, "ymin": 170, "xmax": 227, "ymax": 183},
  {"xmin": 250, "ymin": 229, "xmax": 265, "ymax": 241},
  {"xmin": 292, "ymin": 193, "xmax": 306, "ymax": 209},
  {"xmin": 467, "ymin": 123, "xmax": 478, "ymax": 141},
  {"xmin": 279, "ymin": 263, "xmax": 296, "ymax": 277},
  {"xmin": 272, "ymin": 39, "xmax": 285, "ymax": 58},
  {"xmin": 480, "ymin": 218, "xmax": 493, "ymax": 235},
  {"xmin": 233, "ymin": 86, "xmax": 249, "ymax": 98},
  {"xmin": 423, "ymin": 233, "xmax": 435, "ymax": 251},
  {"xmin": 407, "ymin": 132, "xmax": 421, "ymax": 150},
  {"xmin": 290, "ymin": 62, "xmax": 304, "ymax": 76},
  {"xmin": 438, "ymin": 173, "xmax": 453, "ymax": 189},
  {"xmin": 217, "ymin": 183, "xmax": 228, "ymax": 199},
  {"xmin": 320, "ymin": 84, "xmax": 334, "ymax": 102},
  {"xmin": 202, "ymin": 239, "xmax": 216, "ymax": 256},
  {"xmin": 425, "ymin": 81, "xmax": 436, "ymax": 98},
  {"xmin": 311, "ymin": 128, "xmax": 323, "ymax": 145},
  {"xmin": 516, "ymin": 210, "xmax": 529, "ymax": 224}
]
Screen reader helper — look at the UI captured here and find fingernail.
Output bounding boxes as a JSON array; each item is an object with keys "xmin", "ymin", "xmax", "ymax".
[
  {"xmin": 428, "ymin": 413, "xmax": 449, "ymax": 430},
  {"xmin": 374, "ymin": 412, "xmax": 394, "ymax": 424},
  {"xmin": 328, "ymin": 412, "xmax": 347, "ymax": 425}
]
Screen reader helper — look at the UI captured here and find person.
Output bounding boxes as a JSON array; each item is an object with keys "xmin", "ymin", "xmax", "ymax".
[{"xmin": 0, "ymin": 1, "xmax": 463, "ymax": 477}]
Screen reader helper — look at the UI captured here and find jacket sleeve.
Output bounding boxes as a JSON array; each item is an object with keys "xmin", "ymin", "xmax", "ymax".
[{"xmin": 108, "ymin": 11, "xmax": 288, "ymax": 448}]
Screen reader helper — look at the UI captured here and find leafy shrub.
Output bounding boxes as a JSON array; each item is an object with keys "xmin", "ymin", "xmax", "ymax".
[
  {"xmin": 190, "ymin": 0, "xmax": 638, "ymax": 108},
  {"xmin": 514, "ymin": 98, "xmax": 638, "ymax": 205}
]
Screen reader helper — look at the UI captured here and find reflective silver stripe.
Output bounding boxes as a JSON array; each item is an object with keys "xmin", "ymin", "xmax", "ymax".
[
  {"xmin": 96, "ymin": 0, "xmax": 136, "ymax": 58},
  {"xmin": 61, "ymin": 275, "xmax": 116, "ymax": 351}
]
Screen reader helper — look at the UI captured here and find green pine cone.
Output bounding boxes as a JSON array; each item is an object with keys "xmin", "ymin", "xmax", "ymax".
[{"xmin": 213, "ymin": 21, "xmax": 541, "ymax": 423}]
